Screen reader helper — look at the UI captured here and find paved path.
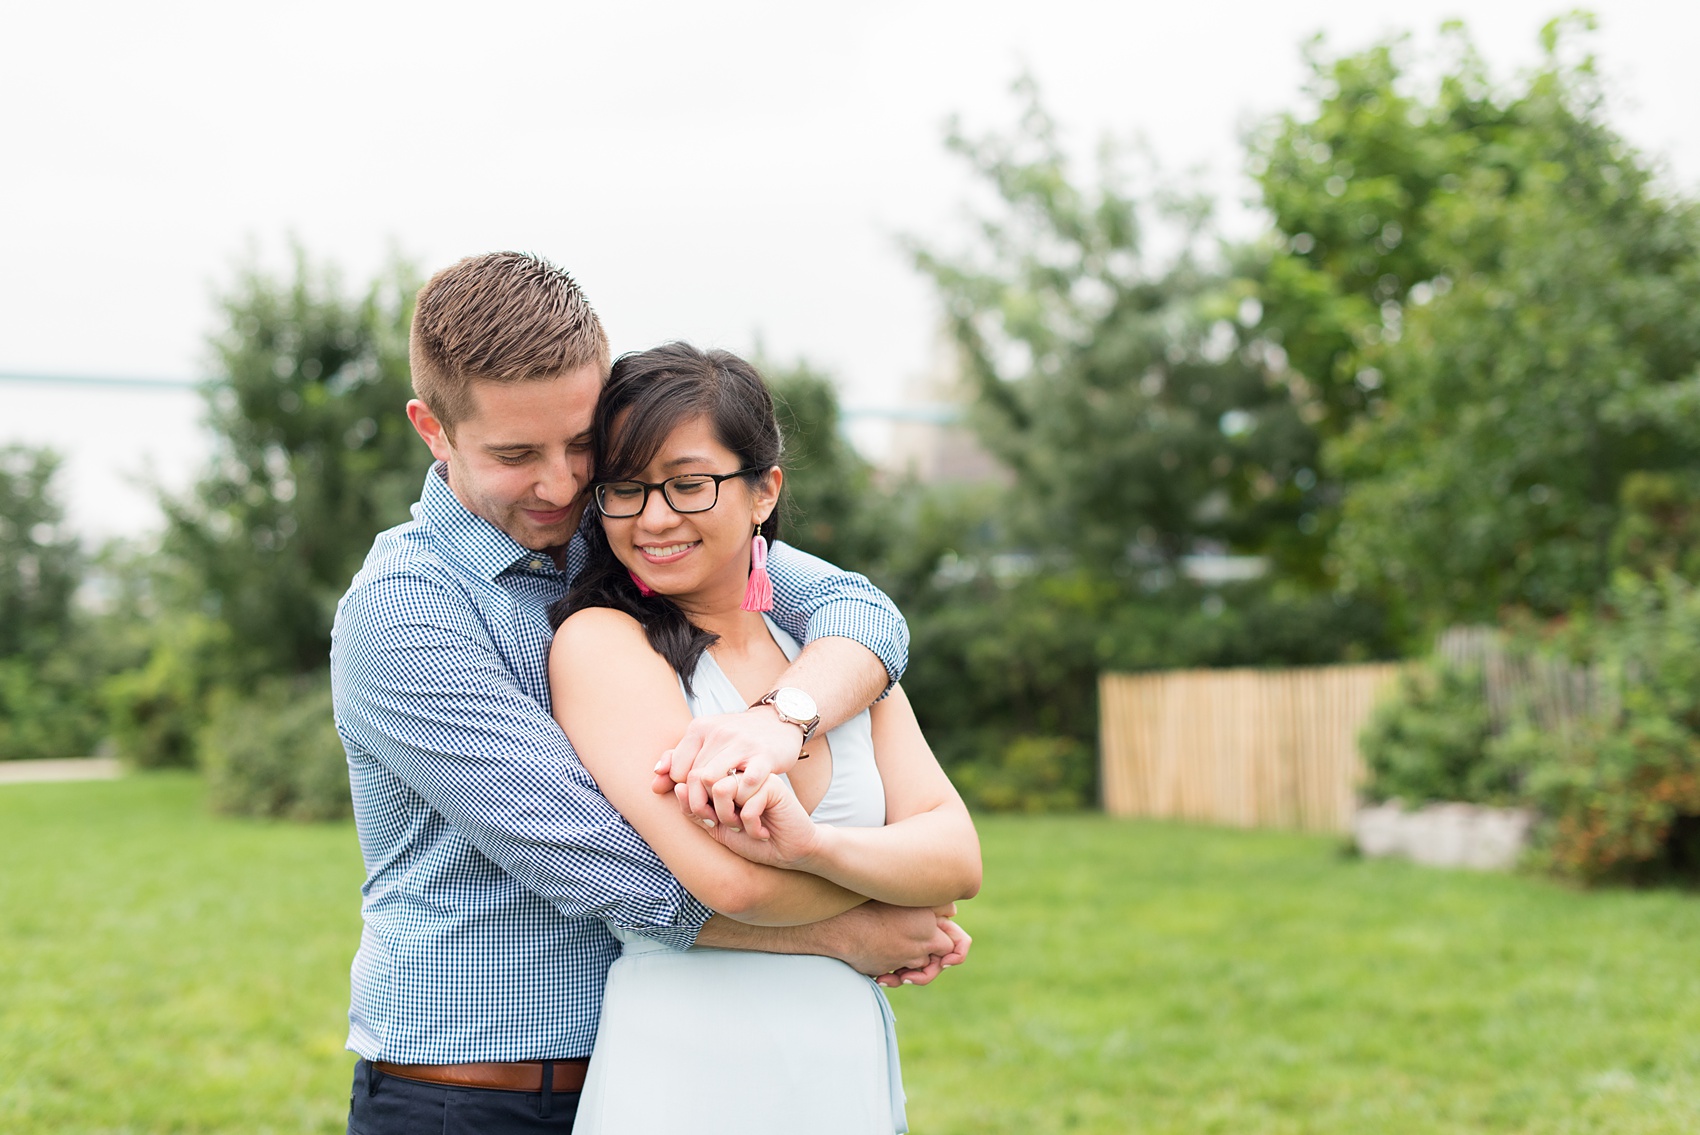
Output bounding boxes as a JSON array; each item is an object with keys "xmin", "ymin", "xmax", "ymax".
[{"xmin": 0, "ymin": 758, "xmax": 122, "ymax": 784}]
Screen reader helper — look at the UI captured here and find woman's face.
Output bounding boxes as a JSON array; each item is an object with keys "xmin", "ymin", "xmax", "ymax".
[{"xmin": 601, "ymin": 413, "xmax": 780, "ymax": 610}]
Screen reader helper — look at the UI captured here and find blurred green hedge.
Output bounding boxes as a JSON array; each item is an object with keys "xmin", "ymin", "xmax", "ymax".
[{"xmin": 201, "ymin": 671, "xmax": 350, "ymax": 822}]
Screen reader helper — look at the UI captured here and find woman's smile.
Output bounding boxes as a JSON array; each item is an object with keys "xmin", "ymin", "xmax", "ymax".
[{"xmin": 638, "ymin": 540, "xmax": 701, "ymax": 563}]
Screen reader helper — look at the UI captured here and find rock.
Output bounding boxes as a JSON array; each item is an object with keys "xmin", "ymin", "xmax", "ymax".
[{"xmin": 1352, "ymin": 800, "xmax": 1534, "ymax": 871}]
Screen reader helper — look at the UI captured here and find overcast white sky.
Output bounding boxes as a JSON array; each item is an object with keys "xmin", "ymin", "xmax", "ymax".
[{"xmin": 3, "ymin": 0, "xmax": 1696, "ymax": 538}]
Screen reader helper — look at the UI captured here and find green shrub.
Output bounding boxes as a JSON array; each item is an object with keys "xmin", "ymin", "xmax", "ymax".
[
  {"xmin": 952, "ymin": 734, "xmax": 1095, "ymax": 813},
  {"xmin": 1520, "ymin": 573, "xmax": 1700, "ymax": 883},
  {"xmin": 200, "ymin": 671, "xmax": 350, "ymax": 821},
  {"xmin": 900, "ymin": 568, "xmax": 1109, "ymax": 789},
  {"xmin": 1359, "ymin": 658, "xmax": 1516, "ymax": 805},
  {"xmin": 102, "ymin": 612, "xmax": 229, "ymax": 770},
  {"xmin": 0, "ymin": 654, "xmax": 104, "ymax": 761}
]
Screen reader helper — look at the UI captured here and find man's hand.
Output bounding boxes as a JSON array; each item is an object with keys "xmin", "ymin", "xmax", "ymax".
[
  {"xmin": 652, "ymin": 707, "xmax": 806, "ymax": 827},
  {"xmin": 877, "ymin": 908, "xmax": 971, "ymax": 988},
  {"xmin": 694, "ymin": 902, "xmax": 972, "ymax": 985},
  {"xmin": 814, "ymin": 901, "xmax": 967, "ymax": 983}
]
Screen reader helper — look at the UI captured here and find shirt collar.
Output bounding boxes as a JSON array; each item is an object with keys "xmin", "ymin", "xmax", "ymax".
[{"xmin": 415, "ymin": 462, "xmax": 562, "ymax": 581}]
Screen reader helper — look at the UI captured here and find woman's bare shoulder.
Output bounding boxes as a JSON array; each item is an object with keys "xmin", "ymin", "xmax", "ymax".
[{"xmin": 550, "ymin": 606, "xmax": 652, "ymax": 669}]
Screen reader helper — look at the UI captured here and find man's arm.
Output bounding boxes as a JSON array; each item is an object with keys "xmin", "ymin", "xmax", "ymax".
[
  {"xmin": 695, "ymin": 903, "xmax": 972, "ymax": 987},
  {"xmin": 658, "ymin": 541, "xmax": 909, "ymax": 823},
  {"xmin": 767, "ymin": 539, "xmax": 909, "ymax": 700},
  {"xmin": 332, "ymin": 568, "xmax": 712, "ymax": 947}
]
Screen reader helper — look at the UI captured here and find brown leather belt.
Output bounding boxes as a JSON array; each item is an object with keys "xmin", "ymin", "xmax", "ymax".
[{"xmin": 374, "ymin": 1060, "xmax": 589, "ymax": 1093}]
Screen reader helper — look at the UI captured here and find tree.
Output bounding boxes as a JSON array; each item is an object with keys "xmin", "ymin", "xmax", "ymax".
[
  {"xmin": 161, "ymin": 247, "xmax": 424, "ymax": 680},
  {"xmin": 0, "ymin": 445, "xmax": 102, "ymax": 760},
  {"xmin": 1252, "ymin": 17, "xmax": 1700, "ymax": 632},
  {"xmin": 0, "ymin": 446, "xmax": 79, "ymax": 662},
  {"xmin": 911, "ymin": 78, "xmax": 1323, "ymax": 581},
  {"xmin": 764, "ymin": 359, "xmax": 890, "ymax": 574},
  {"xmin": 897, "ymin": 82, "xmax": 1399, "ymax": 804}
]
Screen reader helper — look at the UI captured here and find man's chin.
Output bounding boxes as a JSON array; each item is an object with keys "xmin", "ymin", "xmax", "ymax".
[{"xmin": 509, "ymin": 513, "xmax": 580, "ymax": 553}]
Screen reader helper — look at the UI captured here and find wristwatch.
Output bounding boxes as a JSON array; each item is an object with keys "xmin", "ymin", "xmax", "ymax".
[{"xmin": 752, "ymin": 687, "xmax": 822, "ymax": 756}]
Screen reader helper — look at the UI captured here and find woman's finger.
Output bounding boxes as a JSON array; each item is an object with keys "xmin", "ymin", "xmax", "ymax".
[
  {"xmin": 664, "ymin": 727, "xmax": 706, "ymax": 784},
  {"xmin": 737, "ymin": 779, "xmax": 776, "ymax": 839},
  {"xmin": 685, "ymin": 760, "xmax": 730, "ymax": 820},
  {"xmin": 886, "ymin": 956, "xmax": 946, "ymax": 987},
  {"xmin": 709, "ymin": 771, "xmax": 742, "ymax": 829}
]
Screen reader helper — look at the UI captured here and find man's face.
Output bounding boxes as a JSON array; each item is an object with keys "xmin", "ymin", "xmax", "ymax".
[{"xmin": 407, "ymin": 364, "xmax": 603, "ymax": 552}]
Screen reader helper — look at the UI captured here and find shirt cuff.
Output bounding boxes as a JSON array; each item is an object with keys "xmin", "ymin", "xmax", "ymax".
[{"xmin": 613, "ymin": 891, "xmax": 715, "ymax": 951}]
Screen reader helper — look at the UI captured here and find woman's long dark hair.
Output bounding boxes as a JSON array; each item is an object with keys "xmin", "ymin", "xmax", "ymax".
[{"xmin": 549, "ymin": 342, "xmax": 783, "ymax": 692}]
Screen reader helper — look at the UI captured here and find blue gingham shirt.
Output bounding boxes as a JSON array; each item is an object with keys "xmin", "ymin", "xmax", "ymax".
[{"xmin": 330, "ymin": 464, "xmax": 908, "ymax": 1063}]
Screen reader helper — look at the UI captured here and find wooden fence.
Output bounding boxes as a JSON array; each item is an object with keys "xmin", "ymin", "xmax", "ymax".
[{"xmin": 1099, "ymin": 663, "xmax": 1405, "ymax": 833}]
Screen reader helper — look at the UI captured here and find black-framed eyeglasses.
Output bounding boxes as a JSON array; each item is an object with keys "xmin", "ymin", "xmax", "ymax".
[{"xmin": 593, "ymin": 467, "xmax": 764, "ymax": 518}]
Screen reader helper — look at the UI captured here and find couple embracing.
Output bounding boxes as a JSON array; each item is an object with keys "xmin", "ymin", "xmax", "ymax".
[{"xmin": 331, "ymin": 251, "xmax": 982, "ymax": 1133}]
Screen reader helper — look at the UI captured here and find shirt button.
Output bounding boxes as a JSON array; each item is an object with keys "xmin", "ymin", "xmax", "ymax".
[{"xmin": 529, "ymin": 559, "xmax": 545, "ymax": 570}]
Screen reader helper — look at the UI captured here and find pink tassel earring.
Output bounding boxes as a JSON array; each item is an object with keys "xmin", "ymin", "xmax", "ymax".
[
  {"xmin": 741, "ymin": 531, "xmax": 773, "ymax": 612},
  {"xmin": 628, "ymin": 568, "xmax": 655, "ymax": 597}
]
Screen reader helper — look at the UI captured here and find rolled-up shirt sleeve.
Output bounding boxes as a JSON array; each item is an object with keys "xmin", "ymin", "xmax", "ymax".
[
  {"xmin": 332, "ymin": 568, "xmax": 712, "ymax": 949},
  {"xmin": 764, "ymin": 540, "xmax": 909, "ymax": 691}
]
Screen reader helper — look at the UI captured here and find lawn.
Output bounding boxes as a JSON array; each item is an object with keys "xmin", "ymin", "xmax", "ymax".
[{"xmin": 3, "ymin": 776, "xmax": 1699, "ymax": 1133}]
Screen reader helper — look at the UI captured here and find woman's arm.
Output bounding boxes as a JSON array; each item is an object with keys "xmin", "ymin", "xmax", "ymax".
[
  {"xmin": 710, "ymin": 684, "xmax": 982, "ymax": 908},
  {"xmin": 549, "ymin": 607, "xmax": 867, "ymax": 927}
]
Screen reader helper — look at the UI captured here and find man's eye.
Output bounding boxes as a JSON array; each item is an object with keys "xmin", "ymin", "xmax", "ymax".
[
  {"xmin": 495, "ymin": 452, "xmax": 531, "ymax": 464},
  {"xmin": 670, "ymin": 477, "xmax": 711, "ymax": 495}
]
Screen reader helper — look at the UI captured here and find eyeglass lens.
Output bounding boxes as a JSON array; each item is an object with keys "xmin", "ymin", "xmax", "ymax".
[{"xmin": 597, "ymin": 473, "xmax": 730, "ymax": 517}]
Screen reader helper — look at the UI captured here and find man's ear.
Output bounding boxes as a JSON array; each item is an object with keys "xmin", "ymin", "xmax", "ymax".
[{"xmin": 406, "ymin": 399, "xmax": 454, "ymax": 463}]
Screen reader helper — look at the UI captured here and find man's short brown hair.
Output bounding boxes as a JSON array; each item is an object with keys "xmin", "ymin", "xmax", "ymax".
[{"xmin": 409, "ymin": 252, "xmax": 611, "ymax": 435}]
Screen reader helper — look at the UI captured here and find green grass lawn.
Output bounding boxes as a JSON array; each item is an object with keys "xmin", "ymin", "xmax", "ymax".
[{"xmin": 3, "ymin": 776, "xmax": 1699, "ymax": 1133}]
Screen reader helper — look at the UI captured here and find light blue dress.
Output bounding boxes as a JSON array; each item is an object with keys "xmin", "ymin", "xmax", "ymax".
[{"xmin": 573, "ymin": 617, "xmax": 909, "ymax": 1134}]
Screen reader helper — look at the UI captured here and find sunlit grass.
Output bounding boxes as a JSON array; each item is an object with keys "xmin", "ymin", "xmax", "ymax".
[
  {"xmin": 3, "ymin": 777, "xmax": 1699, "ymax": 1133},
  {"xmin": 898, "ymin": 815, "xmax": 1700, "ymax": 1134},
  {"xmin": 1, "ymin": 775, "xmax": 360, "ymax": 1134}
]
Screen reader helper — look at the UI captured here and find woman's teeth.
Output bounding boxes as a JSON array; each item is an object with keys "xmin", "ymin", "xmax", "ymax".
[{"xmin": 642, "ymin": 542, "xmax": 698, "ymax": 557}]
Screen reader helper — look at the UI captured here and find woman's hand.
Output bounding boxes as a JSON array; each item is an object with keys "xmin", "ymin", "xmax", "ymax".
[
  {"xmin": 696, "ymin": 773, "xmax": 823, "ymax": 869},
  {"xmin": 652, "ymin": 708, "xmax": 805, "ymax": 827}
]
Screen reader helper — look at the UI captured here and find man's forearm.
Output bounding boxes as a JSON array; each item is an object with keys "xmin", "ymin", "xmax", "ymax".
[
  {"xmin": 691, "ymin": 901, "xmax": 957, "ymax": 980},
  {"xmin": 764, "ymin": 635, "xmax": 888, "ymax": 734},
  {"xmin": 695, "ymin": 913, "xmax": 834, "ymax": 956}
]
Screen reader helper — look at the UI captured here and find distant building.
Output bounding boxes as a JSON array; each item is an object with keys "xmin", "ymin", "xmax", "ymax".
[{"xmin": 851, "ymin": 331, "xmax": 1007, "ymax": 486}]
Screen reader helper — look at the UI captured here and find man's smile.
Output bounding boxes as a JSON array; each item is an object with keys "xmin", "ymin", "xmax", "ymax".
[{"xmin": 523, "ymin": 505, "xmax": 573, "ymax": 525}]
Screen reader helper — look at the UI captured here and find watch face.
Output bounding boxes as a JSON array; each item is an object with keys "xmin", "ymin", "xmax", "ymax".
[{"xmin": 773, "ymin": 687, "xmax": 818, "ymax": 722}]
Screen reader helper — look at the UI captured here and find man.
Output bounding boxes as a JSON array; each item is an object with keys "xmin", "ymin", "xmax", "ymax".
[{"xmin": 331, "ymin": 251, "xmax": 965, "ymax": 1133}]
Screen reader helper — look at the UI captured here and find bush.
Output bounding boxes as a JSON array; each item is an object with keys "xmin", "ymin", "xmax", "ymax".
[
  {"xmin": 201, "ymin": 671, "xmax": 350, "ymax": 821},
  {"xmin": 0, "ymin": 655, "xmax": 104, "ymax": 761},
  {"xmin": 1519, "ymin": 574, "xmax": 1700, "ymax": 883},
  {"xmin": 1359, "ymin": 658, "xmax": 1517, "ymax": 806},
  {"xmin": 1366, "ymin": 575, "xmax": 1700, "ymax": 883},
  {"xmin": 103, "ymin": 612, "xmax": 229, "ymax": 770},
  {"xmin": 952, "ymin": 734, "xmax": 1095, "ymax": 813}
]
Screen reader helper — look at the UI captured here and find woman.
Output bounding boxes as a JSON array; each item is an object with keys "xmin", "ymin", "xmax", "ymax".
[{"xmin": 547, "ymin": 343, "xmax": 981, "ymax": 1134}]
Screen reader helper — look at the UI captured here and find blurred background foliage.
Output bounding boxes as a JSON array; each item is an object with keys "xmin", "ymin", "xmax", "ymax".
[{"xmin": 7, "ymin": 17, "xmax": 1700, "ymax": 871}]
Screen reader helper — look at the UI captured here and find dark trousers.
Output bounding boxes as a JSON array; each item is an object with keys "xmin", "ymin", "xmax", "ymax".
[{"xmin": 347, "ymin": 1059, "xmax": 581, "ymax": 1134}]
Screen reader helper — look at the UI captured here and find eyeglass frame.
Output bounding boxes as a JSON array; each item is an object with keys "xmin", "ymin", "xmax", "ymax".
[{"xmin": 592, "ymin": 466, "xmax": 767, "ymax": 518}]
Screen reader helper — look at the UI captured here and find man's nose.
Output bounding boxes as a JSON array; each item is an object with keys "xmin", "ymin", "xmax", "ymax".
[{"xmin": 535, "ymin": 452, "xmax": 582, "ymax": 504}]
